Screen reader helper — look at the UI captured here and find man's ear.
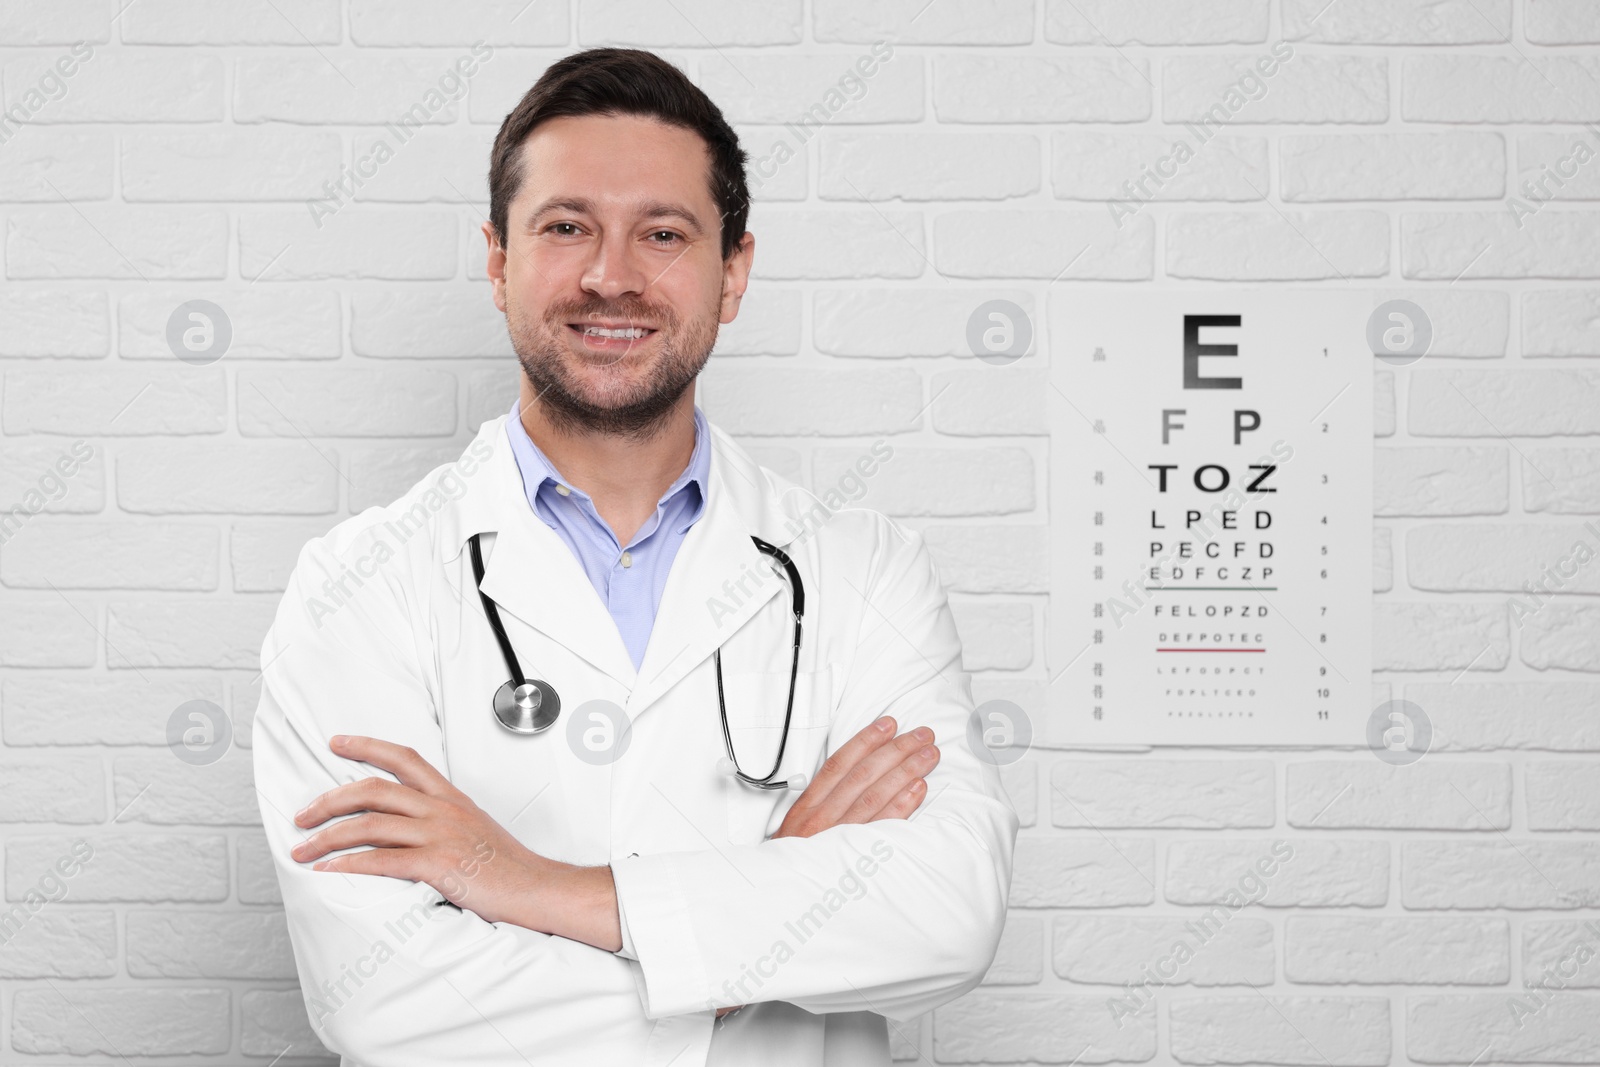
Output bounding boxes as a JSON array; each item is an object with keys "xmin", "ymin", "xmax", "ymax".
[
  {"xmin": 482, "ymin": 220, "xmax": 508, "ymax": 313},
  {"xmin": 719, "ymin": 231, "xmax": 754, "ymax": 325}
]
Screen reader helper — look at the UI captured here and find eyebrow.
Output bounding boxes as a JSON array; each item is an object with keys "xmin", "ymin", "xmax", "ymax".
[{"xmin": 527, "ymin": 196, "xmax": 706, "ymax": 238}]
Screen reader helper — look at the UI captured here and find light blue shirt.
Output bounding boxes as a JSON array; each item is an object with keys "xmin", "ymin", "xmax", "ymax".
[{"xmin": 503, "ymin": 398, "xmax": 711, "ymax": 672}]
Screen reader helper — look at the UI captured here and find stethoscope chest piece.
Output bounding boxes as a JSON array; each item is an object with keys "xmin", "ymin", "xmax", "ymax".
[{"xmin": 493, "ymin": 678, "xmax": 561, "ymax": 734}]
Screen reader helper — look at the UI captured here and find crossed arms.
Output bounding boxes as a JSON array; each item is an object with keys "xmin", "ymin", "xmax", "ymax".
[{"xmin": 253, "ymin": 519, "xmax": 1018, "ymax": 1060}]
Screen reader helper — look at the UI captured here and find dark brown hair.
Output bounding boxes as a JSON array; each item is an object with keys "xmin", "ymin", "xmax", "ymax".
[{"xmin": 488, "ymin": 47, "xmax": 750, "ymax": 262}]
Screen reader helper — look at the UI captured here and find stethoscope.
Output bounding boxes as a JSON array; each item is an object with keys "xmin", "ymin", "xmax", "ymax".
[{"xmin": 467, "ymin": 532, "xmax": 808, "ymax": 790}]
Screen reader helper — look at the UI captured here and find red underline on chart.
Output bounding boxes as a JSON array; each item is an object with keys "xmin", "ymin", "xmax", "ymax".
[{"xmin": 1156, "ymin": 648, "xmax": 1266, "ymax": 652}]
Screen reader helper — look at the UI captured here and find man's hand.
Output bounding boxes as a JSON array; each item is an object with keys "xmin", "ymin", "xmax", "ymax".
[
  {"xmin": 772, "ymin": 714, "xmax": 940, "ymax": 840},
  {"xmin": 291, "ymin": 735, "xmax": 558, "ymax": 931},
  {"xmin": 715, "ymin": 716, "xmax": 940, "ymax": 1021}
]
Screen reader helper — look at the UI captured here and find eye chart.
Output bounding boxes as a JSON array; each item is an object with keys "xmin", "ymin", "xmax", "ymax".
[{"xmin": 1046, "ymin": 290, "xmax": 1372, "ymax": 746}]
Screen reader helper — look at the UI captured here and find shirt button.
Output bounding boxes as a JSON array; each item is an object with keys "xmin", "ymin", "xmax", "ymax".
[
  {"xmin": 555, "ymin": 484, "xmax": 571, "ymax": 497},
  {"xmin": 620, "ymin": 550, "xmax": 633, "ymax": 568}
]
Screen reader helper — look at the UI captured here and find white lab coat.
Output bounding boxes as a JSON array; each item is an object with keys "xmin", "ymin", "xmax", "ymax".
[{"xmin": 251, "ymin": 410, "xmax": 1019, "ymax": 1067}]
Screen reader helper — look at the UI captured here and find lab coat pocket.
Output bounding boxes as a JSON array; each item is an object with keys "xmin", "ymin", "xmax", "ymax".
[{"xmin": 720, "ymin": 667, "xmax": 832, "ymax": 845}]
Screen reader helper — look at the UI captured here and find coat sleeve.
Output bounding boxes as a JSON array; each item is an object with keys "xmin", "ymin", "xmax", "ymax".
[
  {"xmin": 252, "ymin": 532, "xmax": 649, "ymax": 1064},
  {"xmin": 610, "ymin": 515, "xmax": 1020, "ymax": 1022}
]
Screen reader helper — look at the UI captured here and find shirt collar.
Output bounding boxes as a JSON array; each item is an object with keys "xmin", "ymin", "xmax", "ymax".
[{"xmin": 504, "ymin": 397, "xmax": 711, "ymax": 536}]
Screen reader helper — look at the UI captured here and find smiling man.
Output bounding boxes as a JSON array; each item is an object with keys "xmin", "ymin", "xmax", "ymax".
[{"xmin": 254, "ymin": 47, "xmax": 1018, "ymax": 1067}]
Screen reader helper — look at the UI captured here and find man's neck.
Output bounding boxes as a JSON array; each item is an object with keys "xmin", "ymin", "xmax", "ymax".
[{"xmin": 516, "ymin": 383, "xmax": 699, "ymax": 547}]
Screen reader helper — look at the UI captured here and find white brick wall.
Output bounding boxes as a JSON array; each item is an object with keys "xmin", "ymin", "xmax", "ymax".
[{"xmin": 1, "ymin": 1, "xmax": 1597, "ymax": 1063}]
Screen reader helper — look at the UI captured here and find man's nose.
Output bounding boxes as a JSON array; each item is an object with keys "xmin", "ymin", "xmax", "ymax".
[{"xmin": 580, "ymin": 229, "xmax": 652, "ymax": 300}]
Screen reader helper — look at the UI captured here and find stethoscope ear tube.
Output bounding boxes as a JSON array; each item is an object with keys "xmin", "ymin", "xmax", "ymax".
[{"xmin": 750, "ymin": 535, "xmax": 804, "ymax": 618}]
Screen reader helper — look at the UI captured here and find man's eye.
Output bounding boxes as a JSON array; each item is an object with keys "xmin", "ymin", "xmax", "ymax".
[
  {"xmin": 648, "ymin": 230, "xmax": 682, "ymax": 245},
  {"xmin": 547, "ymin": 223, "xmax": 580, "ymax": 236}
]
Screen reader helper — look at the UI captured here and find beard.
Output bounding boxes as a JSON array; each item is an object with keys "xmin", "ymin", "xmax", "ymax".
[{"xmin": 508, "ymin": 289, "xmax": 720, "ymax": 441}]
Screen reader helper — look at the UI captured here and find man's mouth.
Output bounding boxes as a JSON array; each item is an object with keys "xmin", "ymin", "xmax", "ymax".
[
  {"xmin": 568, "ymin": 323, "xmax": 656, "ymax": 338},
  {"xmin": 566, "ymin": 323, "xmax": 659, "ymax": 351}
]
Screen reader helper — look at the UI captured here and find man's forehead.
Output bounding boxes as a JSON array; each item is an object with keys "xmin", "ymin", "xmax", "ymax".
[{"xmin": 512, "ymin": 126, "xmax": 715, "ymax": 220}]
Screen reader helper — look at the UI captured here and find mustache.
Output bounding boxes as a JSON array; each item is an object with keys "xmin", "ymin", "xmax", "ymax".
[{"xmin": 547, "ymin": 301, "xmax": 676, "ymax": 329}]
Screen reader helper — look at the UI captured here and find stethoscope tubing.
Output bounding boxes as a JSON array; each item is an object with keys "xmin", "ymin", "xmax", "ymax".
[
  {"xmin": 469, "ymin": 532, "xmax": 526, "ymax": 685},
  {"xmin": 715, "ymin": 535, "xmax": 804, "ymax": 789}
]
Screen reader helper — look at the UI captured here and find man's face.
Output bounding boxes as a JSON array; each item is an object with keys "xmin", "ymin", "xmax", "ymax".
[{"xmin": 484, "ymin": 112, "xmax": 753, "ymax": 437}]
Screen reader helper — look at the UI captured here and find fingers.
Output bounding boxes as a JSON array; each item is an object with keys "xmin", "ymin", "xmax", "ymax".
[
  {"xmin": 804, "ymin": 724, "xmax": 940, "ymax": 831},
  {"xmin": 307, "ymin": 845, "xmax": 422, "ymax": 881},
  {"xmin": 294, "ymin": 775, "xmax": 431, "ymax": 830},
  {"xmin": 866, "ymin": 775, "xmax": 929, "ymax": 822},
  {"xmin": 291, "ymin": 812, "xmax": 424, "ymax": 864},
  {"xmin": 833, "ymin": 731, "xmax": 940, "ymax": 825},
  {"xmin": 327, "ymin": 735, "xmax": 455, "ymax": 797},
  {"xmin": 806, "ymin": 715, "xmax": 899, "ymax": 798},
  {"xmin": 775, "ymin": 715, "xmax": 900, "ymax": 838}
]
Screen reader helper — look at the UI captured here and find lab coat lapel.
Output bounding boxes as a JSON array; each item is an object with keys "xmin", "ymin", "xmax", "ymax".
[
  {"xmin": 625, "ymin": 425, "xmax": 791, "ymax": 718},
  {"xmin": 445, "ymin": 415, "xmax": 638, "ymax": 687}
]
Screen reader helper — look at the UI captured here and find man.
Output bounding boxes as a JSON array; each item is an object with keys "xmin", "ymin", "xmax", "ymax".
[{"xmin": 254, "ymin": 46, "xmax": 1017, "ymax": 1067}]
